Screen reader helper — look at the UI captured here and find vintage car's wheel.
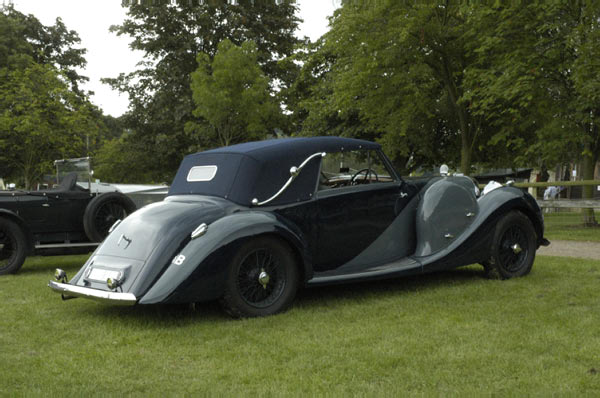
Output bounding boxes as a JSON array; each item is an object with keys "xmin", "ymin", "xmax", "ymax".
[
  {"xmin": 484, "ymin": 211, "xmax": 536, "ymax": 279},
  {"xmin": 220, "ymin": 237, "xmax": 299, "ymax": 318},
  {"xmin": 83, "ymin": 192, "xmax": 136, "ymax": 242},
  {"xmin": 0, "ymin": 218, "xmax": 27, "ymax": 275}
]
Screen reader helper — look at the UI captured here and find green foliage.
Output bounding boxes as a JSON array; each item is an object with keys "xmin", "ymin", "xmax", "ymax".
[
  {"xmin": 0, "ymin": 5, "xmax": 88, "ymax": 93},
  {"xmin": 104, "ymin": 1, "xmax": 302, "ymax": 181},
  {"xmin": 288, "ymin": 2, "xmax": 600, "ymax": 177},
  {"xmin": 0, "ymin": 64, "xmax": 96, "ymax": 189},
  {"xmin": 93, "ymin": 135, "xmax": 159, "ymax": 183},
  {"xmin": 460, "ymin": 2, "xmax": 599, "ymax": 222},
  {"xmin": 288, "ymin": 2, "xmax": 490, "ymax": 174},
  {"xmin": 187, "ymin": 40, "xmax": 280, "ymax": 148},
  {"xmin": 0, "ymin": 5, "xmax": 110, "ymax": 188}
]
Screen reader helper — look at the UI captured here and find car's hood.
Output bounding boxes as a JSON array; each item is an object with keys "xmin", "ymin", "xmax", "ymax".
[{"xmin": 70, "ymin": 195, "xmax": 235, "ymax": 296}]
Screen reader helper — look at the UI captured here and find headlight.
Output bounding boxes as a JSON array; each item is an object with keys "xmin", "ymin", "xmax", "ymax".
[
  {"xmin": 107, "ymin": 277, "xmax": 122, "ymax": 290},
  {"xmin": 54, "ymin": 268, "xmax": 67, "ymax": 283}
]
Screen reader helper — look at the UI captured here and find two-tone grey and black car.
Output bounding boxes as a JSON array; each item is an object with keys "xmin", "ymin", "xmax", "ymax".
[{"xmin": 49, "ymin": 137, "xmax": 549, "ymax": 317}]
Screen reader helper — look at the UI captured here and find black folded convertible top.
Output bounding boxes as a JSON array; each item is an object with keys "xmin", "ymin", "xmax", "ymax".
[{"xmin": 168, "ymin": 136, "xmax": 380, "ymax": 206}]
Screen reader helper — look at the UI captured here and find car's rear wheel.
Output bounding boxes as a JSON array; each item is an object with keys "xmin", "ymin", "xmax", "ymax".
[
  {"xmin": 83, "ymin": 192, "xmax": 136, "ymax": 242},
  {"xmin": 0, "ymin": 218, "xmax": 27, "ymax": 275},
  {"xmin": 484, "ymin": 211, "xmax": 536, "ymax": 279},
  {"xmin": 220, "ymin": 237, "xmax": 299, "ymax": 318}
]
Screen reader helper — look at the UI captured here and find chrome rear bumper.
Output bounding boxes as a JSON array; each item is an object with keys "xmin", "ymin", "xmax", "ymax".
[{"xmin": 48, "ymin": 281, "xmax": 137, "ymax": 306}]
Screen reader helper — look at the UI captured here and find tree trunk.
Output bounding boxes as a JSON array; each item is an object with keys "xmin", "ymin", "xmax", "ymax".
[
  {"xmin": 581, "ymin": 141, "xmax": 598, "ymax": 226},
  {"xmin": 460, "ymin": 132, "xmax": 473, "ymax": 176}
]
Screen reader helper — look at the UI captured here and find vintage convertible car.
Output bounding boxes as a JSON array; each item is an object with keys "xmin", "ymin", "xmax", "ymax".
[
  {"xmin": 0, "ymin": 158, "xmax": 167, "ymax": 275},
  {"xmin": 49, "ymin": 137, "xmax": 549, "ymax": 317}
]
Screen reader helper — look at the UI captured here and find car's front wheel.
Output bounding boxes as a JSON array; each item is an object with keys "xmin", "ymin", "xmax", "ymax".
[
  {"xmin": 484, "ymin": 210, "xmax": 536, "ymax": 279},
  {"xmin": 0, "ymin": 218, "xmax": 27, "ymax": 275},
  {"xmin": 220, "ymin": 237, "xmax": 299, "ymax": 318}
]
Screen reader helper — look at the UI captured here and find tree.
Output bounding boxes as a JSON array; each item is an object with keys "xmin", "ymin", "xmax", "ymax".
[
  {"xmin": 0, "ymin": 64, "xmax": 96, "ymax": 189},
  {"xmin": 288, "ymin": 2, "xmax": 502, "ymax": 175},
  {"xmin": 187, "ymin": 40, "xmax": 281, "ymax": 148},
  {"xmin": 290, "ymin": 1, "xmax": 599, "ymax": 188},
  {"xmin": 0, "ymin": 5, "xmax": 109, "ymax": 188},
  {"xmin": 93, "ymin": 135, "xmax": 159, "ymax": 183},
  {"xmin": 462, "ymin": 3, "xmax": 599, "ymax": 225},
  {"xmin": 0, "ymin": 5, "xmax": 88, "ymax": 93},
  {"xmin": 104, "ymin": 1, "xmax": 302, "ymax": 181}
]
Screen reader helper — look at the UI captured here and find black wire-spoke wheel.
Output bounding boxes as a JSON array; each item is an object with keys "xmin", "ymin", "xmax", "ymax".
[
  {"xmin": 237, "ymin": 248, "xmax": 287, "ymax": 308},
  {"xmin": 498, "ymin": 225, "xmax": 529, "ymax": 273},
  {"xmin": 0, "ymin": 218, "xmax": 27, "ymax": 275},
  {"xmin": 485, "ymin": 211, "xmax": 537, "ymax": 279},
  {"xmin": 221, "ymin": 237, "xmax": 299, "ymax": 318},
  {"xmin": 83, "ymin": 192, "xmax": 137, "ymax": 242},
  {"xmin": 94, "ymin": 201, "xmax": 128, "ymax": 236}
]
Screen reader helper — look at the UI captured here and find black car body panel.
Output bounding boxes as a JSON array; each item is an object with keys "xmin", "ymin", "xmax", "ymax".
[
  {"xmin": 49, "ymin": 137, "xmax": 547, "ymax": 316},
  {"xmin": 0, "ymin": 187, "xmax": 93, "ymax": 250},
  {"xmin": 0, "ymin": 159, "xmax": 166, "ymax": 275}
]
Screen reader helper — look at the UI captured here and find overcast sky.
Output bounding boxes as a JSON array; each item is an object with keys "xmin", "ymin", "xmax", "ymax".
[{"xmin": 9, "ymin": 0, "xmax": 338, "ymax": 117}]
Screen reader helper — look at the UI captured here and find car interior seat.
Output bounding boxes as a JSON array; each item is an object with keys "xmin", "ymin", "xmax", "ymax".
[{"xmin": 42, "ymin": 172, "xmax": 79, "ymax": 193}]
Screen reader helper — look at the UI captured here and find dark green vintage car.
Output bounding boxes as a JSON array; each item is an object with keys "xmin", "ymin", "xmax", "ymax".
[{"xmin": 0, "ymin": 158, "xmax": 164, "ymax": 275}]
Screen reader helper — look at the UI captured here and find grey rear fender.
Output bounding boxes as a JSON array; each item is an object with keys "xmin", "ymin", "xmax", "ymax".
[{"xmin": 139, "ymin": 211, "xmax": 309, "ymax": 304}]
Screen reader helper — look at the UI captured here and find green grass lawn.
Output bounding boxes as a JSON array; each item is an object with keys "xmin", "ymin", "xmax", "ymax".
[
  {"xmin": 1, "ymin": 253, "xmax": 600, "ymax": 395},
  {"xmin": 544, "ymin": 211, "xmax": 600, "ymax": 242}
]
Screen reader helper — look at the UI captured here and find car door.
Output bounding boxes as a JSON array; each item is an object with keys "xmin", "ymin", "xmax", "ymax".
[
  {"xmin": 14, "ymin": 194, "xmax": 49, "ymax": 232},
  {"xmin": 314, "ymin": 149, "xmax": 413, "ymax": 272},
  {"xmin": 44, "ymin": 191, "xmax": 91, "ymax": 234}
]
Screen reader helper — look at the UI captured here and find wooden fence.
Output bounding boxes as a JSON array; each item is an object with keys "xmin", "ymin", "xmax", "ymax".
[{"xmin": 478, "ymin": 180, "xmax": 600, "ymax": 209}]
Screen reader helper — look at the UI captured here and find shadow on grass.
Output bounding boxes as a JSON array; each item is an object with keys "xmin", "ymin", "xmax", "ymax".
[
  {"xmin": 296, "ymin": 266, "xmax": 485, "ymax": 307},
  {"xmin": 77, "ymin": 300, "xmax": 229, "ymax": 327},
  {"xmin": 66, "ymin": 266, "xmax": 486, "ymax": 326},
  {"xmin": 20, "ymin": 254, "xmax": 89, "ymax": 275}
]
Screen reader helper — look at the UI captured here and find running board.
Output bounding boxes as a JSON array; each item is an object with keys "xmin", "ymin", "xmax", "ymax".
[{"xmin": 307, "ymin": 258, "xmax": 422, "ymax": 286}]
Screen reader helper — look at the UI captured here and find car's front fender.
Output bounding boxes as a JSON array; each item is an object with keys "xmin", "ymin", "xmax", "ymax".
[
  {"xmin": 139, "ymin": 211, "xmax": 309, "ymax": 304},
  {"xmin": 418, "ymin": 186, "xmax": 545, "ymax": 271},
  {"xmin": 0, "ymin": 208, "xmax": 34, "ymax": 253}
]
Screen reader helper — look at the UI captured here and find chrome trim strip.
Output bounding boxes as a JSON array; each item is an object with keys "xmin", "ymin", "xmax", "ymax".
[
  {"xmin": 48, "ymin": 280, "xmax": 137, "ymax": 306},
  {"xmin": 252, "ymin": 152, "xmax": 326, "ymax": 206},
  {"xmin": 36, "ymin": 242, "xmax": 99, "ymax": 249},
  {"xmin": 108, "ymin": 219, "xmax": 122, "ymax": 234}
]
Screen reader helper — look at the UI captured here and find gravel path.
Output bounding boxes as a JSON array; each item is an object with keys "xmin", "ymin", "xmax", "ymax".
[{"xmin": 538, "ymin": 240, "xmax": 600, "ymax": 260}]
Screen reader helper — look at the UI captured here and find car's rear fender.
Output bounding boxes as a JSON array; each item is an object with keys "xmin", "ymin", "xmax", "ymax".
[
  {"xmin": 0, "ymin": 209, "xmax": 34, "ymax": 253},
  {"xmin": 139, "ymin": 211, "xmax": 310, "ymax": 304}
]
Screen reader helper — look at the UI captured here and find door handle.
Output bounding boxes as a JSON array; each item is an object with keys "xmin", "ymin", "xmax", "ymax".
[{"xmin": 42, "ymin": 204, "xmax": 50, "ymax": 207}]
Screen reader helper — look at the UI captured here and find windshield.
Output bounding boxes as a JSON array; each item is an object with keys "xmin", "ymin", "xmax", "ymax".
[
  {"xmin": 319, "ymin": 150, "xmax": 396, "ymax": 190},
  {"xmin": 54, "ymin": 157, "xmax": 91, "ymax": 189}
]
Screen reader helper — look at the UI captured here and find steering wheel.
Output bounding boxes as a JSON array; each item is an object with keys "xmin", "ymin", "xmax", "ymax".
[{"xmin": 350, "ymin": 168, "xmax": 379, "ymax": 185}]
